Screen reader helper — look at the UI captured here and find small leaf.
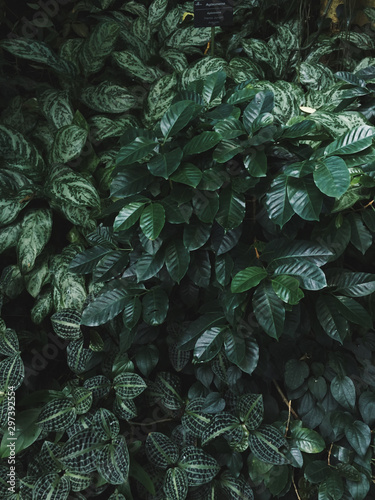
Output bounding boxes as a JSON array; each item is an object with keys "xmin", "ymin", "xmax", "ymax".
[{"xmin": 291, "ymin": 426, "xmax": 325, "ymax": 453}]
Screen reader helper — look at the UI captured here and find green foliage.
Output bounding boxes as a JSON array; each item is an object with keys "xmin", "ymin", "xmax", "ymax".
[{"xmin": 1, "ymin": 0, "xmax": 375, "ymax": 498}]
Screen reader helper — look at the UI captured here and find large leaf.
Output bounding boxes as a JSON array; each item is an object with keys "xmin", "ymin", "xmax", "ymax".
[
  {"xmin": 272, "ymin": 259, "xmax": 327, "ymax": 290},
  {"xmin": 96, "ymin": 436, "xmax": 129, "ymax": 485},
  {"xmin": 161, "ymin": 101, "xmax": 200, "ymax": 139},
  {"xmin": 313, "ymin": 156, "xmax": 350, "ymax": 198},
  {"xmin": 81, "ymin": 288, "xmax": 128, "ymax": 326},
  {"xmin": 291, "ymin": 424, "xmax": 325, "ymax": 453},
  {"xmin": 147, "ymin": 148, "xmax": 183, "ymax": 179},
  {"xmin": 224, "ymin": 332, "xmax": 259, "ymax": 375},
  {"xmin": 140, "ymin": 203, "xmax": 165, "ymax": 240},
  {"xmin": 184, "ymin": 132, "xmax": 222, "ymax": 156},
  {"xmin": 216, "ymin": 187, "xmax": 246, "ymax": 230},
  {"xmin": 252, "ymin": 282, "xmax": 285, "ymax": 339},
  {"xmin": 165, "ymin": 240, "xmax": 190, "ymax": 283},
  {"xmin": 271, "ymin": 275, "xmax": 304, "ymax": 305},
  {"xmin": 142, "ymin": 287, "xmax": 169, "ymax": 325},
  {"xmin": 265, "ymin": 175, "xmax": 294, "ymax": 227},
  {"xmin": 316, "ymin": 295, "xmax": 349, "ymax": 344},
  {"xmin": 345, "ymin": 421, "xmax": 371, "ymax": 457},
  {"xmin": 231, "ymin": 267, "xmax": 267, "ymax": 293},
  {"xmin": 117, "ymin": 137, "xmax": 159, "ymax": 166},
  {"xmin": 331, "ymin": 375, "xmax": 356, "ymax": 409},
  {"xmin": 287, "ymin": 177, "xmax": 322, "ymax": 221},
  {"xmin": 327, "ymin": 271, "xmax": 375, "ymax": 297},
  {"xmin": 243, "ymin": 91, "xmax": 274, "ymax": 134},
  {"xmin": 324, "ymin": 125, "xmax": 375, "ymax": 156}
]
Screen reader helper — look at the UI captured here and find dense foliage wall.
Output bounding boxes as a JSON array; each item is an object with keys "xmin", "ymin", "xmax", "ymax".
[{"xmin": 1, "ymin": 1, "xmax": 375, "ymax": 499}]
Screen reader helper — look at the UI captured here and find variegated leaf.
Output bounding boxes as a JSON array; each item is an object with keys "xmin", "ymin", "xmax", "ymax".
[
  {"xmin": 24, "ymin": 256, "xmax": 50, "ymax": 298},
  {"xmin": 0, "ymin": 125, "xmax": 45, "ymax": 181},
  {"xmin": 155, "ymin": 371, "xmax": 183, "ymax": 410},
  {"xmin": 83, "ymin": 375, "xmax": 111, "ymax": 400},
  {"xmin": 220, "ymin": 471, "xmax": 254, "ymax": 500},
  {"xmin": 60, "ymin": 429, "xmax": 103, "ymax": 473},
  {"xmin": 113, "ymin": 396, "xmax": 137, "ymax": 421},
  {"xmin": 80, "ymin": 22, "xmax": 120, "ymax": 75},
  {"xmin": 201, "ymin": 412, "xmax": 244, "ymax": 447},
  {"xmin": 163, "ymin": 467, "xmax": 189, "ymax": 500},
  {"xmin": 0, "ymin": 354, "xmax": 24, "ymax": 390},
  {"xmin": 96, "ymin": 436, "xmax": 129, "ymax": 484},
  {"xmin": 146, "ymin": 432, "xmax": 179, "ymax": 469},
  {"xmin": 237, "ymin": 394, "xmax": 264, "ymax": 430},
  {"xmin": 178, "ymin": 447, "xmax": 220, "ymax": 486},
  {"xmin": 113, "ymin": 372, "xmax": 147, "ymax": 400},
  {"xmin": 39, "ymin": 89, "xmax": 74, "ymax": 129},
  {"xmin": 37, "ymin": 398, "xmax": 77, "ymax": 432},
  {"xmin": 248, "ymin": 425, "xmax": 289, "ymax": 465},
  {"xmin": 112, "ymin": 51, "xmax": 163, "ymax": 83},
  {"xmin": 72, "ymin": 387, "xmax": 93, "ymax": 415},
  {"xmin": 0, "ymin": 222, "xmax": 22, "ymax": 254},
  {"xmin": 0, "ymin": 38, "xmax": 75, "ymax": 76},
  {"xmin": 92, "ymin": 408, "xmax": 120, "ymax": 440},
  {"xmin": 50, "ymin": 125, "xmax": 88, "ymax": 164},
  {"xmin": 143, "ymin": 72, "xmax": 178, "ymax": 126},
  {"xmin": 17, "ymin": 209, "xmax": 52, "ymax": 274},
  {"xmin": 31, "ymin": 288, "xmax": 54, "ymax": 324},
  {"xmin": 0, "ymin": 329, "xmax": 19, "ymax": 356},
  {"xmin": 166, "ymin": 26, "xmax": 211, "ymax": 49},
  {"xmin": 66, "ymin": 340, "xmax": 95, "ymax": 375},
  {"xmin": 47, "ymin": 166, "xmax": 100, "ymax": 209},
  {"xmin": 32, "ymin": 473, "xmax": 70, "ymax": 500},
  {"xmin": 181, "ymin": 398, "xmax": 211, "ymax": 438},
  {"xmin": 81, "ymin": 81, "xmax": 136, "ymax": 113},
  {"xmin": 148, "ymin": 0, "xmax": 168, "ymax": 29},
  {"xmin": 51, "ymin": 309, "xmax": 82, "ymax": 340}
]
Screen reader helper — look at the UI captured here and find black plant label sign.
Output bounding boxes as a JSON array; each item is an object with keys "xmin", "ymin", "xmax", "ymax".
[{"xmin": 194, "ymin": 0, "xmax": 234, "ymax": 27}]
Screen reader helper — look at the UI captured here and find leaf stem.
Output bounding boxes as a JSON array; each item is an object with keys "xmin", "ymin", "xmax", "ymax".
[
  {"xmin": 272, "ymin": 379, "xmax": 299, "ymax": 419},
  {"xmin": 127, "ymin": 417, "xmax": 175, "ymax": 427}
]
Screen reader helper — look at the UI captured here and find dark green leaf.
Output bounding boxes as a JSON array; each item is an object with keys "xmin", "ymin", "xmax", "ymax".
[{"xmin": 253, "ymin": 282, "xmax": 285, "ymax": 339}]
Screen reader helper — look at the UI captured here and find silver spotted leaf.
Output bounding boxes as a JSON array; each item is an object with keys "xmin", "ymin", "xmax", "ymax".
[
  {"xmin": 38, "ymin": 441, "xmax": 62, "ymax": 474},
  {"xmin": 169, "ymin": 343, "xmax": 190, "ymax": 372},
  {"xmin": 237, "ymin": 394, "xmax": 264, "ymax": 430},
  {"xmin": 178, "ymin": 446, "xmax": 220, "ymax": 486},
  {"xmin": 96, "ymin": 435, "xmax": 129, "ymax": 485},
  {"xmin": 31, "ymin": 288, "xmax": 54, "ymax": 325},
  {"xmin": 17, "ymin": 209, "xmax": 52, "ymax": 274},
  {"xmin": 163, "ymin": 467, "xmax": 189, "ymax": 500},
  {"xmin": 72, "ymin": 387, "xmax": 93, "ymax": 415},
  {"xmin": 113, "ymin": 372, "xmax": 147, "ymax": 400},
  {"xmin": 181, "ymin": 398, "xmax": 211, "ymax": 438},
  {"xmin": 51, "ymin": 309, "xmax": 82, "ymax": 340},
  {"xmin": 145, "ymin": 432, "xmax": 179, "ymax": 469},
  {"xmin": 248, "ymin": 425, "xmax": 289, "ymax": 465},
  {"xmin": 32, "ymin": 473, "xmax": 70, "ymax": 500},
  {"xmin": 201, "ymin": 412, "xmax": 244, "ymax": 447}
]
